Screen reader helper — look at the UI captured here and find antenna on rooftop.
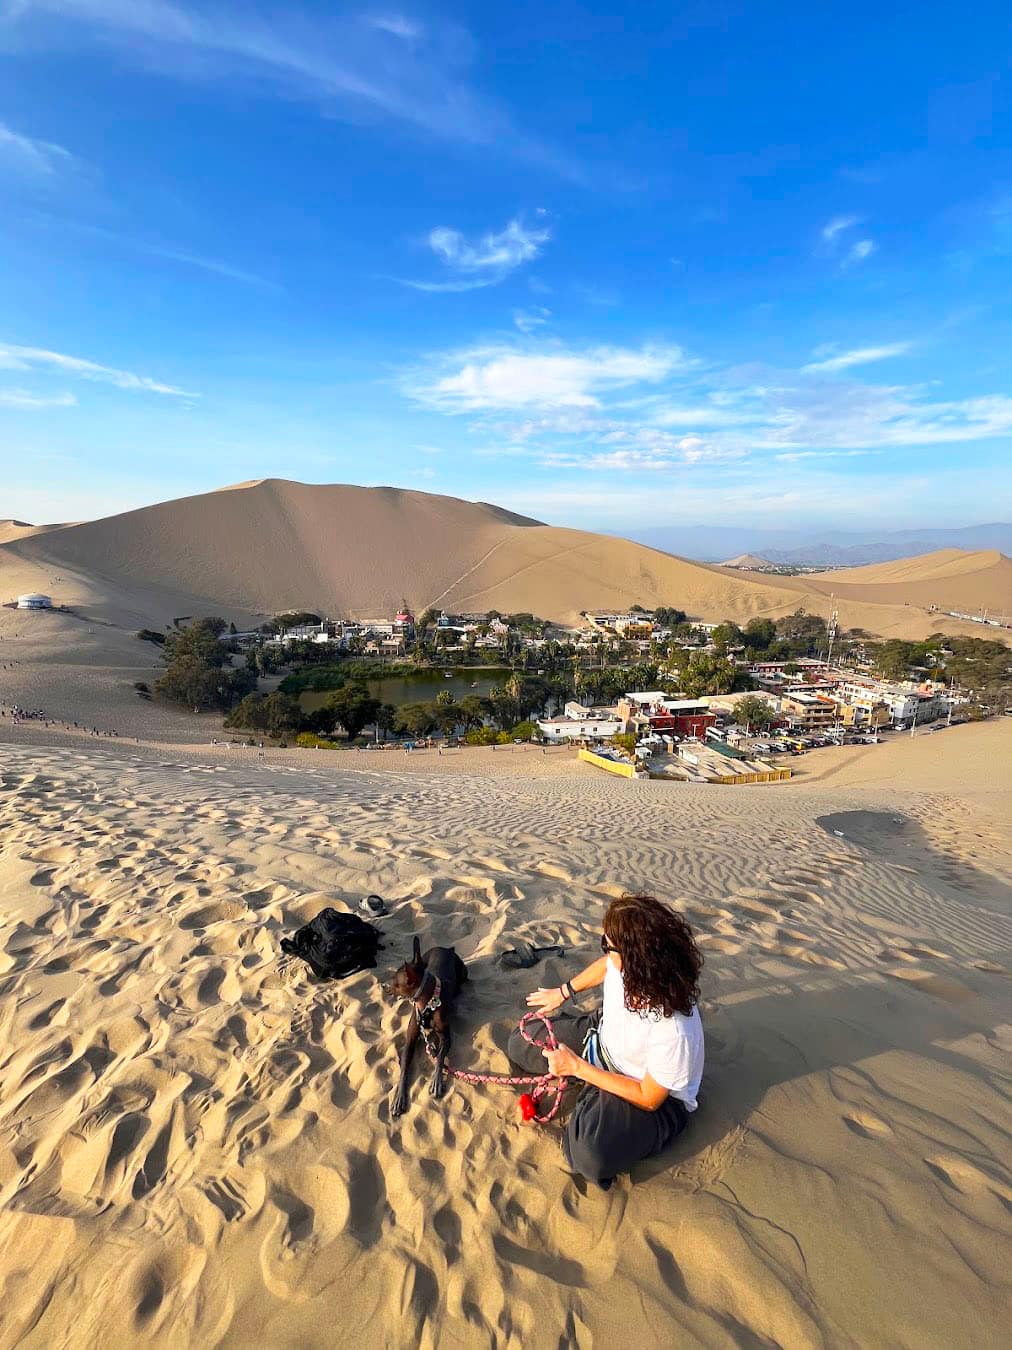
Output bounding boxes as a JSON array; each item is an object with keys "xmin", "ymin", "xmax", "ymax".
[{"xmin": 825, "ymin": 596, "xmax": 839, "ymax": 667}]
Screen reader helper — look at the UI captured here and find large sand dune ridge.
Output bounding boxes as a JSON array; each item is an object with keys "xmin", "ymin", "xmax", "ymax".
[{"xmin": 2, "ymin": 479, "xmax": 1008, "ymax": 640}]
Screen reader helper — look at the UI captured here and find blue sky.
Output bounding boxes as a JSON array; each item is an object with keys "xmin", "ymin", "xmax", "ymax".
[{"xmin": 1, "ymin": 1, "xmax": 1010, "ymax": 533}]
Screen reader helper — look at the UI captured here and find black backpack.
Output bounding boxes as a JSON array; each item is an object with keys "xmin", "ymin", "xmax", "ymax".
[{"xmin": 280, "ymin": 908, "xmax": 383, "ymax": 979}]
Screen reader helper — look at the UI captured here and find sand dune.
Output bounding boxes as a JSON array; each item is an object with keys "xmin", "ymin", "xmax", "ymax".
[
  {"xmin": 0, "ymin": 479, "xmax": 1006, "ymax": 747},
  {"xmin": 0, "ymin": 520, "xmax": 67, "ymax": 546},
  {"xmin": 0, "ymin": 720, "xmax": 1008, "ymax": 1345},
  {"xmin": 1, "ymin": 478, "xmax": 803, "ymax": 630},
  {"xmin": 721, "ymin": 553, "xmax": 773, "ymax": 569},
  {"xmin": 795, "ymin": 548, "xmax": 1012, "ymax": 615},
  {"xmin": 3, "ymin": 481, "xmax": 1008, "ymax": 644},
  {"xmin": 821, "ymin": 546, "xmax": 1007, "ymax": 584}
]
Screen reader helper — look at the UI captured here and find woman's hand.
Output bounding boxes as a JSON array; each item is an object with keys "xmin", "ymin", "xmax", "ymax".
[
  {"xmin": 543, "ymin": 1042, "xmax": 584, "ymax": 1079},
  {"xmin": 526, "ymin": 986, "xmax": 565, "ymax": 1012}
]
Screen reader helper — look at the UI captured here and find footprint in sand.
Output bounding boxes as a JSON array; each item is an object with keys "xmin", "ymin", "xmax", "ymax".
[
  {"xmin": 127, "ymin": 1242, "xmax": 207, "ymax": 1334},
  {"xmin": 472, "ymin": 855, "xmax": 514, "ymax": 874},
  {"xmin": 180, "ymin": 900, "xmax": 246, "ymax": 930},
  {"xmin": 774, "ymin": 945, "xmax": 845, "ymax": 970},
  {"xmin": 842, "ymin": 1110, "xmax": 893, "ymax": 1139},
  {"xmin": 698, "ymin": 935, "xmax": 742, "ymax": 955},
  {"xmin": 886, "ymin": 969, "xmax": 974, "ymax": 1003},
  {"xmin": 766, "ymin": 881, "xmax": 825, "ymax": 905},
  {"xmin": 258, "ymin": 1166, "xmax": 356, "ymax": 1298},
  {"xmin": 534, "ymin": 862, "xmax": 574, "ymax": 883},
  {"xmin": 201, "ymin": 1165, "xmax": 267, "ymax": 1224},
  {"xmin": 589, "ymin": 883, "xmax": 627, "ymax": 900},
  {"xmin": 924, "ymin": 1154, "xmax": 1012, "ymax": 1204},
  {"xmin": 30, "ymin": 844, "xmax": 77, "ymax": 865}
]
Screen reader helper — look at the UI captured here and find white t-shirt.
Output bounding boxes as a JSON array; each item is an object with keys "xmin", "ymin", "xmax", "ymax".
[{"xmin": 600, "ymin": 958, "xmax": 704, "ymax": 1110}]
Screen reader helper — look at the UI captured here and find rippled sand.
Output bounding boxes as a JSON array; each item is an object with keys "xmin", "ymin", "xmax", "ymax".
[{"xmin": 0, "ymin": 721, "xmax": 1009, "ymax": 1347}]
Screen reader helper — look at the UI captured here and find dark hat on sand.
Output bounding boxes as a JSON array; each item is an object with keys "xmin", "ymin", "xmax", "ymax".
[{"xmin": 498, "ymin": 941, "xmax": 564, "ymax": 970}]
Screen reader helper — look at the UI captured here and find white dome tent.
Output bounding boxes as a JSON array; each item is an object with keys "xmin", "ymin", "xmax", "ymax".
[{"xmin": 16, "ymin": 594, "xmax": 52, "ymax": 610}]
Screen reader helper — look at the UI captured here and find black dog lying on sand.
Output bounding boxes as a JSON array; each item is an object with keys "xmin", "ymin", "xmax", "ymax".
[{"xmin": 386, "ymin": 937, "xmax": 468, "ymax": 1118}]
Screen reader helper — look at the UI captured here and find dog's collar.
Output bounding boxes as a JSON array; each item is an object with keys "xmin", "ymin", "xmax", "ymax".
[{"xmin": 415, "ymin": 972, "xmax": 442, "ymax": 1024}]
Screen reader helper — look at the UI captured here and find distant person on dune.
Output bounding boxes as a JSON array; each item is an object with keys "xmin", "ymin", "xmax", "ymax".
[{"xmin": 509, "ymin": 894, "xmax": 704, "ymax": 1190}]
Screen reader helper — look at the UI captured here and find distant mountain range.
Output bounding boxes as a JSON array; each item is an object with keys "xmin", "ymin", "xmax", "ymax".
[{"xmin": 625, "ymin": 523, "xmax": 1012, "ymax": 567}]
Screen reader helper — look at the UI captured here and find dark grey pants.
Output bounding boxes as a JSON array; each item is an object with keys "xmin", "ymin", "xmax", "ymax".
[{"xmin": 507, "ymin": 1011, "xmax": 689, "ymax": 1184}]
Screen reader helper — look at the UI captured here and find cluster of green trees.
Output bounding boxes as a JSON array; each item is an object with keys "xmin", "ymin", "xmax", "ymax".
[
  {"xmin": 395, "ymin": 677, "xmax": 552, "ymax": 737},
  {"xmin": 277, "ymin": 661, "xmax": 423, "ymax": 695},
  {"xmin": 868, "ymin": 635, "xmax": 1011, "ymax": 703},
  {"xmin": 225, "ymin": 683, "xmax": 390, "ymax": 741},
  {"xmin": 731, "ymin": 694, "xmax": 777, "ymax": 729},
  {"xmin": 260, "ymin": 611, "xmax": 323, "ymax": 634},
  {"xmin": 223, "ymin": 681, "xmax": 545, "ymax": 744},
  {"xmin": 703, "ymin": 611, "xmax": 828, "ymax": 658},
  {"xmin": 652, "ymin": 607, "xmax": 688, "ymax": 628},
  {"xmin": 154, "ymin": 618, "xmax": 256, "ymax": 711}
]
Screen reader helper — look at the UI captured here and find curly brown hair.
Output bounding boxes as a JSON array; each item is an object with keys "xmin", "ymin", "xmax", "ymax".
[{"xmin": 603, "ymin": 893, "xmax": 703, "ymax": 1018}]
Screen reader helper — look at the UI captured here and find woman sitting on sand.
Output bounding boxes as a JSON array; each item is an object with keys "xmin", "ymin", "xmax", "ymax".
[{"xmin": 508, "ymin": 893, "xmax": 704, "ymax": 1190}]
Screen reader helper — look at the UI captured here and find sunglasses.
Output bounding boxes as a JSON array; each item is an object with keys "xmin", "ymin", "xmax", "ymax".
[{"xmin": 600, "ymin": 934, "xmax": 618, "ymax": 954}]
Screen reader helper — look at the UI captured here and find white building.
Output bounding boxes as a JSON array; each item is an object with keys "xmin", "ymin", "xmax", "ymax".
[
  {"xmin": 280, "ymin": 623, "xmax": 332, "ymax": 644},
  {"xmin": 16, "ymin": 593, "xmax": 52, "ymax": 610},
  {"xmin": 584, "ymin": 612, "xmax": 654, "ymax": 634},
  {"xmin": 836, "ymin": 679, "xmax": 945, "ymax": 726},
  {"xmin": 536, "ymin": 713, "xmax": 623, "ymax": 743}
]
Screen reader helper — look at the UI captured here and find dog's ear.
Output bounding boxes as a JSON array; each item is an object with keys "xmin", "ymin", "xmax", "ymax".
[{"xmin": 412, "ymin": 936, "xmax": 422, "ymax": 965}]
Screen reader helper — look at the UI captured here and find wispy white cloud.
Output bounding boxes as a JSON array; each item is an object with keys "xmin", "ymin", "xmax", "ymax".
[
  {"xmin": 4, "ymin": 2, "xmax": 583, "ymax": 178},
  {"xmin": 396, "ymin": 276, "xmax": 499, "ymax": 294},
  {"xmin": 397, "ymin": 217, "xmax": 550, "ymax": 292},
  {"xmin": 513, "ymin": 306, "xmax": 551, "ymax": 334},
  {"xmin": 773, "ymin": 449, "xmax": 877, "ymax": 463},
  {"xmin": 819, "ymin": 214, "xmax": 876, "ymax": 266},
  {"xmin": 492, "ymin": 470, "xmax": 996, "ymax": 530},
  {"xmin": 0, "ymin": 387, "xmax": 77, "ymax": 409},
  {"xmin": 45, "ymin": 218, "xmax": 280, "ymax": 290},
  {"xmin": 844, "ymin": 239, "xmax": 876, "ymax": 266},
  {"xmin": 803, "ymin": 342, "xmax": 911, "ymax": 373},
  {"xmin": 406, "ymin": 335, "xmax": 1012, "ymax": 472},
  {"xmin": 653, "ymin": 403, "xmax": 752, "ymax": 427},
  {"xmin": 0, "ymin": 122, "xmax": 73, "ymax": 174},
  {"xmin": 130, "ymin": 242, "xmax": 278, "ymax": 289},
  {"xmin": 408, "ymin": 342, "xmax": 685, "ymax": 411},
  {"xmin": 0, "ymin": 344, "xmax": 197, "ymax": 397},
  {"xmin": 540, "ymin": 428, "xmax": 747, "ymax": 472},
  {"xmin": 821, "ymin": 214, "xmax": 861, "ymax": 242},
  {"xmin": 430, "ymin": 219, "xmax": 548, "ymax": 272},
  {"xmin": 367, "ymin": 13, "xmax": 421, "ymax": 40}
]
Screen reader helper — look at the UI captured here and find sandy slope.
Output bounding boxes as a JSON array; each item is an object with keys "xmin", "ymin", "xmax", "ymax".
[
  {"xmin": 0, "ymin": 521, "xmax": 72, "ymax": 547},
  {"xmin": 820, "ymin": 547, "xmax": 1008, "ymax": 584},
  {"xmin": 796, "ymin": 548, "xmax": 1012, "ymax": 615},
  {"xmin": 0, "ymin": 481, "xmax": 1006, "ymax": 743},
  {"xmin": 711, "ymin": 547, "xmax": 1012, "ymax": 628},
  {"xmin": 721, "ymin": 554, "xmax": 773, "ymax": 568},
  {"xmin": 0, "ymin": 721, "xmax": 1008, "ymax": 1347},
  {"xmin": 3, "ymin": 480, "xmax": 1008, "ymax": 637}
]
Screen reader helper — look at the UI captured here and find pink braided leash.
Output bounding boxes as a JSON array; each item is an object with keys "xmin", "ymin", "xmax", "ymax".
[{"xmin": 425, "ymin": 1008, "xmax": 568, "ymax": 1123}]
